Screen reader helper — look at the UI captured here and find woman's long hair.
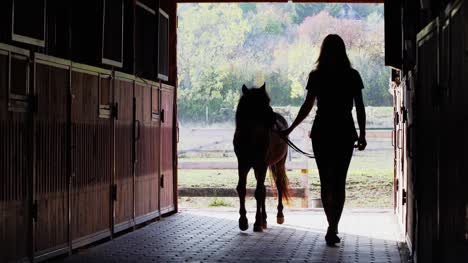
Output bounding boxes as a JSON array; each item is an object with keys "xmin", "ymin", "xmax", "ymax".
[{"xmin": 316, "ymin": 34, "xmax": 351, "ymax": 71}]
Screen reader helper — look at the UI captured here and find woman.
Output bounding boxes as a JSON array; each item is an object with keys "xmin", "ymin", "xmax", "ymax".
[{"xmin": 282, "ymin": 34, "xmax": 367, "ymax": 246}]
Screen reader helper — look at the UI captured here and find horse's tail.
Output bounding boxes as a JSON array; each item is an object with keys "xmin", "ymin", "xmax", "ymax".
[{"xmin": 269, "ymin": 154, "xmax": 291, "ymax": 203}]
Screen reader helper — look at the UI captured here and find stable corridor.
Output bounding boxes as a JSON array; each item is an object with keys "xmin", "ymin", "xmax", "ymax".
[{"xmin": 58, "ymin": 210, "xmax": 403, "ymax": 263}]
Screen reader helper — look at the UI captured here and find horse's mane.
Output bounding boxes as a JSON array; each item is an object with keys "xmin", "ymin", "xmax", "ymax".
[{"xmin": 235, "ymin": 85, "xmax": 276, "ymax": 129}]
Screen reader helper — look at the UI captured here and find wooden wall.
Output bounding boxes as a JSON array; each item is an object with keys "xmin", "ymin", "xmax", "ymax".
[
  {"xmin": 436, "ymin": 2, "xmax": 467, "ymax": 261},
  {"xmin": 34, "ymin": 58, "xmax": 69, "ymax": 259},
  {"xmin": 0, "ymin": 0, "xmax": 178, "ymax": 259},
  {"xmin": 0, "ymin": 45, "xmax": 32, "ymax": 263},
  {"xmin": 160, "ymin": 85, "xmax": 175, "ymax": 213},
  {"xmin": 113, "ymin": 75, "xmax": 135, "ymax": 232},
  {"xmin": 70, "ymin": 67, "xmax": 113, "ymax": 248},
  {"xmin": 397, "ymin": 0, "xmax": 468, "ymax": 262},
  {"xmin": 415, "ymin": 20, "xmax": 440, "ymax": 263},
  {"xmin": 134, "ymin": 81, "xmax": 161, "ymax": 224},
  {"xmin": 0, "ymin": 48, "xmax": 177, "ymax": 262}
]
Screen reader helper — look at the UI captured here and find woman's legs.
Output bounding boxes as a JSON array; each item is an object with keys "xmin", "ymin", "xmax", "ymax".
[
  {"xmin": 313, "ymin": 139, "xmax": 354, "ymax": 242},
  {"xmin": 329, "ymin": 144, "xmax": 353, "ymax": 232}
]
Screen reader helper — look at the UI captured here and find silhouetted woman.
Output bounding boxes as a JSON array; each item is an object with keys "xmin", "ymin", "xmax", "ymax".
[{"xmin": 282, "ymin": 34, "xmax": 367, "ymax": 246}]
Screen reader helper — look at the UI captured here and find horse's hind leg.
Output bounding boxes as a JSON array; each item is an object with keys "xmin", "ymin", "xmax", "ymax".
[
  {"xmin": 237, "ymin": 163, "xmax": 249, "ymax": 231},
  {"xmin": 274, "ymin": 156, "xmax": 287, "ymax": 225},
  {"xmin": 253, "ymin": 165, "xmax": 267, "ymax": 232},
  {"xmin": 276, "ymin": 190, "xmax": 284, "ymax": 224},
  {"xmin": 276, "ymin": 176, "xmax": 285, "ymax": 225}
]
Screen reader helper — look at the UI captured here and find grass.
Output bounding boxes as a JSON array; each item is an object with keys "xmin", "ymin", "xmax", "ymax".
[
  {"xmin": 178, "ymin": 169, "xmax": 393, "ymax": 208},
  {"xmin": 208, "ymin": 198, "xmax": 235, "ymax": 207},
  {"xmin": 178, "ymin": 123, "xmax": 394, "ymax": 209},
  {"xmin": 178, "ymin": 150, "xmax": 394, "ymax": 208}
]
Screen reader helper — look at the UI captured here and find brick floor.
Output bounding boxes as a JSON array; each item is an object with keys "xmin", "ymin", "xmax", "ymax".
[{"xmin": 59, "ymin": 209, "xmax": 403, "ymax": 263}]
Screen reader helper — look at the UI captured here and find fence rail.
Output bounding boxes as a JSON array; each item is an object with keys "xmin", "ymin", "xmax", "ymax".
[
  {"xmin": 178, "ymin": 187, "xmax": 306, "ymax": 198},
  {"xmin": 178, "ymin": 161, "xmax": 308, "ymax": 170}
]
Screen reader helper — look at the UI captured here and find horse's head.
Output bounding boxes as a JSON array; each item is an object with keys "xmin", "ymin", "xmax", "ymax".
[
  {"xmin": 236, "ymin": 83, "xmax": 275, "ymax": 128},
  {"xmin": 240, "ymin": 83, "xmax": 270, "ymax": 109}
]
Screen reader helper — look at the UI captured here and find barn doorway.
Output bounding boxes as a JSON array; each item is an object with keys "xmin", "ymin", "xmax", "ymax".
[{"xmin": 176, "ymin": 1, "xmax": 402, "ymax": 239}]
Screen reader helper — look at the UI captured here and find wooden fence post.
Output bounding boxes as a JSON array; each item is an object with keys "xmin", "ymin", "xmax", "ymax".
[{"xmin": 301, "ymin": 168, "xmax": 309, "ymax": 208}]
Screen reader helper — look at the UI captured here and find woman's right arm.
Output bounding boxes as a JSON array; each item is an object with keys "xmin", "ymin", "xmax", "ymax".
[{"xmin": 282, "ymin": 91, "xmax": 315, "ymax": 136}]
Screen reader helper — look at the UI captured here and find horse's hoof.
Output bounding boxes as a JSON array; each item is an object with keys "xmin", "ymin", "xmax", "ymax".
[
  {"xmin": 262, "ymin": 221, "xmax": 267, "ymax": 229},
  {"xmin": 253, "ymin": 225, "xmax": 263, "ymax": 232},
  {"xmin": 277, "ymin": 216, "xmax": 284, "ymax": 224},
  {"xmin": 239, "ymin": 217, "xmax": 248, "ymax": 231}
]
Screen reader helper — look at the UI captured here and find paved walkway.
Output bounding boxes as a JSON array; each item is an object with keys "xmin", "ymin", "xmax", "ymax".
[{"xmin": 60, "ymin": 209, "xmax": 403, "ymax": 263}]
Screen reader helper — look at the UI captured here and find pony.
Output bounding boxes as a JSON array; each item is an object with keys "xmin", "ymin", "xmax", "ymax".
[{"xmin": 233, "ymin": 83, "xmax": 291, "ymax": 232}]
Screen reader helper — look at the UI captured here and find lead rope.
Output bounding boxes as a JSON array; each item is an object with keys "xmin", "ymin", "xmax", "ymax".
[
  {"xmin": 273, "ymin": 128, "xmax": 315, "ymax": 159},
  {"xmin": 282, "ymin": 135, "xmax": 315, "ymax": 159}
]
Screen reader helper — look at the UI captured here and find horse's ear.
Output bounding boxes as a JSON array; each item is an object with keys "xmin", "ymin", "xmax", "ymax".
[
  {"xmin": 260, "ymin": 83, "xmax": 266, "ymax": 91},
  {"xmin": 242, "ymin": 84, "xmax": 248, "ymax": 94}
]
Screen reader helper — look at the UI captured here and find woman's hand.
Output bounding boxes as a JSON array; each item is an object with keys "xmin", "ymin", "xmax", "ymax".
[
  {"xmin": 356, "ymin": 136, "xmax": 367, "ymax": 151},
  {"xmin": 279, "ymin": 127, "xmax": 293, "ymax": 139}
]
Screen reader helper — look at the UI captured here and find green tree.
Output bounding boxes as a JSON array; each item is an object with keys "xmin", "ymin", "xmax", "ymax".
[
  {"xmin": 177, "ymin": 3, "xmax": 391, "ymax": 123},
  {"xmin": 178, "ymin": 4, "xmax": 251, "ymax": 122}
]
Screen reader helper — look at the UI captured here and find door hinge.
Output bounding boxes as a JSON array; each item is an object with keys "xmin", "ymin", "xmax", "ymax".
[
  {"xmin": 32, "ymin": 200, "xmax": 38, "ymax": 222},
  {"xmin": 394, "ymin": 112, "xmax": 400, "ymax": 124},
  {"xmin": 112, "ymin": 102, "xmax": 119, "ymax": 119},
  {"xmin": 112, "ymin": 184, "xmax": 117, "ymax": 201},
  {"xmin": 401, "ymin": 106, "xmax": 408, "ymax": 123},
  {"xmin": 160, "ymin": 174, "xmax": 164, "ymax": 188},
  {"xmin": 161, "ymin": 109, "xmax": 165, "ymax": 123},
  {"xmin": 396, "ymin": 179, "xmax": 399, "ymax": 191},
  {"xmin": 402, "ymin": 189, "xmax": 407, "ymax": 205},
  {"xmin": 30, "ymin": 94, "xmax": 38, "ymax": 113}
]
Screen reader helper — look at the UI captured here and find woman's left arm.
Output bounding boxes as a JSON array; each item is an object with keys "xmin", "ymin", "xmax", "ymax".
[{"xmin": 354, "ymin": 91, "xmax": 367, "ymax": 150}]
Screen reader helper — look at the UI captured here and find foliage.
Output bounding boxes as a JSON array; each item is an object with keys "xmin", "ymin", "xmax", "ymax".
[
  {"xmin": 178, "ymin": 3, "xmax": 391, "ymax": 123},
  {"xmin": 208, "ymin": 198, "xmax": 234, "ymax": 207}
]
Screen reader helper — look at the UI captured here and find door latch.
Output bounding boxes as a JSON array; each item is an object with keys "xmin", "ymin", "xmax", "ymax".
[
  {"xmin": 32, "ymin": 200, "xmax": 38, "ymax": 222},
  {"xmin": 402, "ymin": 189, "xmax": 407, "ymax": 205},
  {"xmin": 111, "ymin": 184, "xmax": 117, "ymax": 201}
]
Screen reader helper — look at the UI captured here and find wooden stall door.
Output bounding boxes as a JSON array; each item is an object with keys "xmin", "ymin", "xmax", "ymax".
[
  {"xmin": 160, "ymin": 86, "xmax": 175, "ymax": 214},
  {"xmin": 437, "ymin": 13, "xmax": 455, "ymax": 262},
  {"xmin": 415, "ymin": 20, "xmax": 440, "ymax": 263},
  {"xmin": 113, "ymin": 76, "xmax": 135, "ymax": 232},
  {"xmin": 401, "ymin": 88, "xmax": 409, "ymax": 235},
  {"xmin": 33, "ymin": 58, "xmax": 70, "ymax": 259},
  {"xmin": 404, "ymin": 73, "xmax": 417, "ymax": 254},
  {"xmin": 0, "ymin": 46, "xmax": 32, "ymax": 263},
  {"xmin": 70, "ymin": 68, "xmax": 112, "ymax": 248},
  {"xmin": 134, "ymin": 82, "xmax": 160, "ymax": 224},
  {"xmin": 439, "ymin": 2, "xmax": 468, "ymax": 260},
  {"xmin": 394, "ymin": 84, "xmax": 407, "ymax": 234}
]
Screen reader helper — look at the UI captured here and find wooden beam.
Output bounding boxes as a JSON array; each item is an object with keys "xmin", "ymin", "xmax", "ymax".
[{"xmin": 178, "ymin": 0, "xmax": 384, "ymax": 3}]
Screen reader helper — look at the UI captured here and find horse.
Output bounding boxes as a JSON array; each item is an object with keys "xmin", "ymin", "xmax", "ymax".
[{"xmin": 233, "ymin": 83, "xmax": 291, "ymax": 232}]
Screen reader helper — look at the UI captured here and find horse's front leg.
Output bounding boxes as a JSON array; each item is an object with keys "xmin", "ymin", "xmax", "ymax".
[
  {"xmin": 237, "ymin": 162, "xmax": 249, "ymax": 231},
  {"xmin": 253, "ymin": 165, "xmax": 267, "ymax": 232}
]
